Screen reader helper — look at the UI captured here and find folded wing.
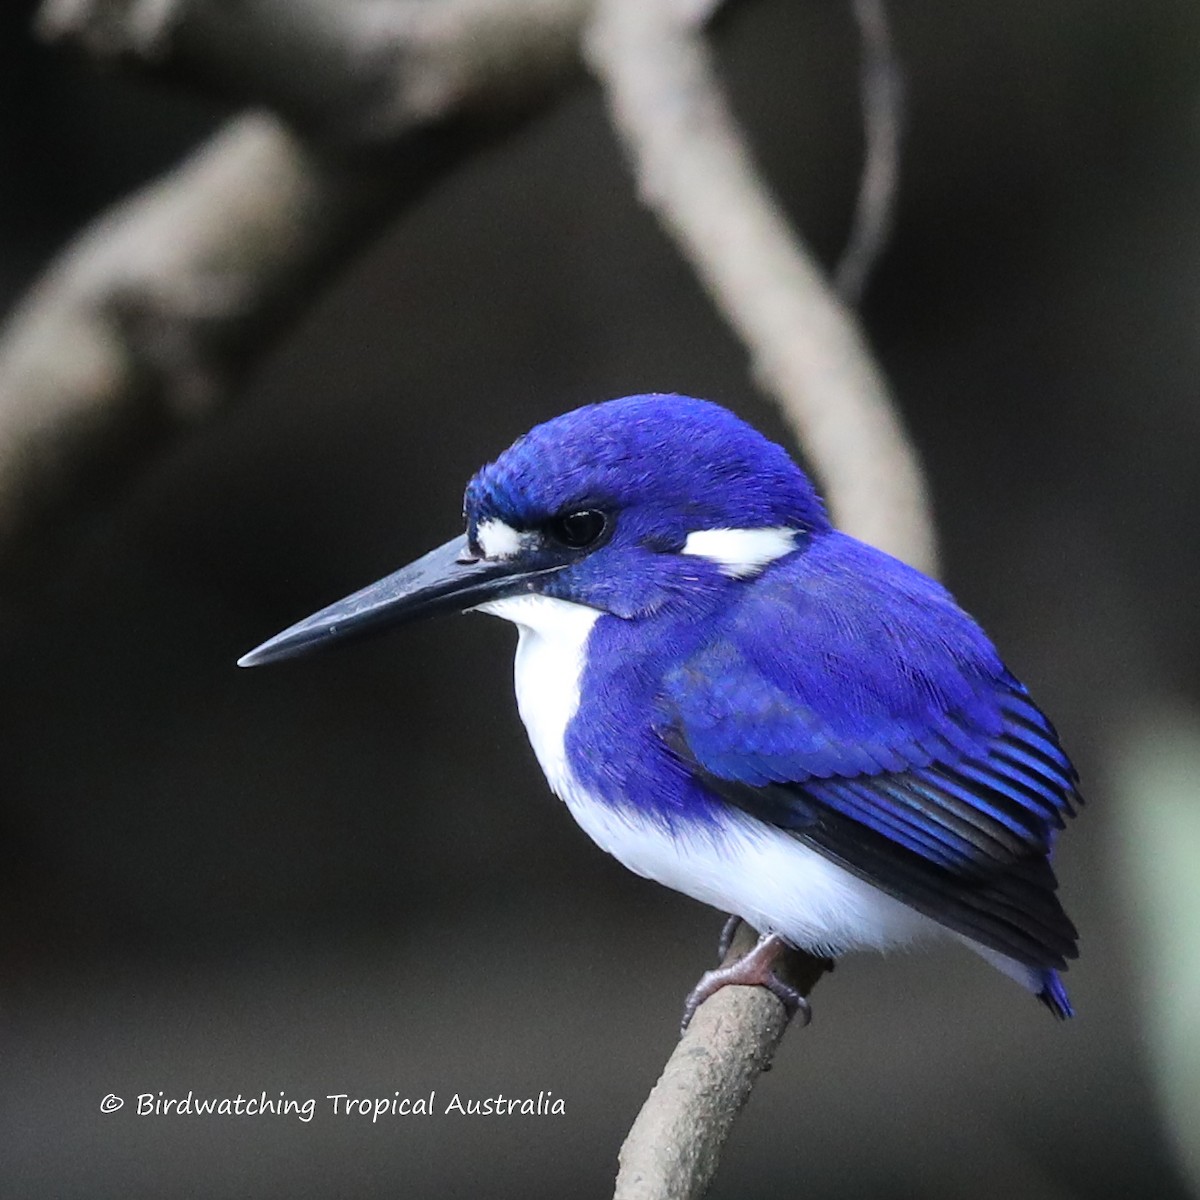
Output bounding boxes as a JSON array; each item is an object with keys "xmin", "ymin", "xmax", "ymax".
[{"xmin": 656, "ymin": 537, "xmax": 1080, "ymax": 969}]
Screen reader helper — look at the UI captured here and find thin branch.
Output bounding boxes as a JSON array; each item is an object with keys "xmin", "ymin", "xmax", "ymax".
[
  {"xmin": 834, "ymin": 0, "xmax": 903, "ymax": 304},
  {"xmin": 0, "ymin": 0, "xmax": 590, "ymax": 564},
  {"xmin": 615, "ymin": 924, "xmax": 828, "ymax": 1200},
  {"xmin": 587, "ymin": 0, "xmax": 936, "ymax": 576}
]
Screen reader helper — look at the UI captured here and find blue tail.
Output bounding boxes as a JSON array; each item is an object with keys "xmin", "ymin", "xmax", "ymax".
[{"xmin": 1037, "ymin": 971, "xmax": 1074, "ymax": 1019}]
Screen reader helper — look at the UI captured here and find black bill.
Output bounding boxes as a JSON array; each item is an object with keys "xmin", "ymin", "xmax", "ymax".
[{"xmin": 237, "ymin": 533, "xmax": 561, "ymax": 668}]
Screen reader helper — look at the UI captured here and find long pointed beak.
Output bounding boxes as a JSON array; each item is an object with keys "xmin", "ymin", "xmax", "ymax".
[{"xmin": 238, "ymin": 534, "xmax": 556, "ymax": 668}]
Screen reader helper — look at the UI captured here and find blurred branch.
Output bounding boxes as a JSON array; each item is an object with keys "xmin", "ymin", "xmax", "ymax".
[
  {"xmin": 37, "ymin": 0, "xmax": 590, "ymax": 147},
  {"xmin": 587, "ymin": 0, "xmax": 936, "ymax": 575},
  {"xmin": 834, "ymin": 0, "xmax": 902, "ymax": 303},
  {"xmin": 0, "ymin": 0, "xmax": 590, "ymax": 563},
  {"xmin": 0, "ymin": 116, "xmax": 377, "ymax": 559}
]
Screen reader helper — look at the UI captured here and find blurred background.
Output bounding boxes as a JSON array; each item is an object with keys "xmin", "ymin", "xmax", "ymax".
[{"xmin": 1, "ymin": 0, "xmax": 1198, "ymax": 1196}]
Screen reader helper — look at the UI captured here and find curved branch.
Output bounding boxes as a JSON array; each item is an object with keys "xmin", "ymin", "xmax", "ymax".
[
  {"xmin": 586, "ymin": 0, "xmax": 936, "ymax": 575},
  {"xmin": 834, "ymin": 0, "xmax": 903, "ymax": 304}
]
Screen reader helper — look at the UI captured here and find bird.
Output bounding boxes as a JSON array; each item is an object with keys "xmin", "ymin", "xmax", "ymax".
[{"xmin": 239, "ymin": 393, "xmax": 1080, "ymax": 1022}]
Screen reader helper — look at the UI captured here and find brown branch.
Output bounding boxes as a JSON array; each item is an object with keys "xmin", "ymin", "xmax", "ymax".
[
  {"xmin": 587, "ymin": 0, "xmax": 936, "ymax": 576},
  {"xmin": 615, "ymin": 924, "xmax": 828, "ymax": 1200},
  {"xmin": 0, "ymin": 0, "xmax": 590, "ymax": 565}
]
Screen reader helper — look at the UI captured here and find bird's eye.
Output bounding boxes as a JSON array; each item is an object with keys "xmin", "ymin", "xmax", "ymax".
[{"xmin": 547, "ymin": 509, "xmax": 608, "ymax": 550}]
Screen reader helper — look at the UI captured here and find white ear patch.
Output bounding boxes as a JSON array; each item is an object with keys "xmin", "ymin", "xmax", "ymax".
[
  {"xmin": 681, "ymin": 527, "xmax": 798, "ymax": 578},
  {"xmin": 476, "ymin": 518, "xmax": 529, "ymax": 559}
]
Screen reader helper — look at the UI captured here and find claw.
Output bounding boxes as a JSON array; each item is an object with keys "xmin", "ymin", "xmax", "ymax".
[
  {"xmin": 715, "ymin": 914, "xmax": 742, "ymax": 962},
  {"xmin": 681, "ymin": 932, "xmax": 812, "ymax": 1033}
]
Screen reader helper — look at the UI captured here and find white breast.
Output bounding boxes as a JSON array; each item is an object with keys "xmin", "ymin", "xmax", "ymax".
[
  {"xmin": 473, "ymin": 593, "xmax": 600, "ymax": 798},
  {"xmin": 474, "ymin": 593, "xmax": 937, "ymax": 957}
]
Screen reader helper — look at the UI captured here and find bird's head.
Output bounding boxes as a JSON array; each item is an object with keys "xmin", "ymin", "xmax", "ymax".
[{"xmin": 239, "ymin": 394, "xmax": 829, "ymax": 665}]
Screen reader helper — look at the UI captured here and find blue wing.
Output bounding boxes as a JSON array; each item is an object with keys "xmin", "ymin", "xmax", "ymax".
[{"xmin": 656, "ymin": 534, "xmax": 1080, "ymax": 970}]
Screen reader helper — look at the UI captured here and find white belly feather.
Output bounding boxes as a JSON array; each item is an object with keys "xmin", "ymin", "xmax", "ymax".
[{"xmin": 475, "ymin": 593, "xmax": 938, "ymax": 956}]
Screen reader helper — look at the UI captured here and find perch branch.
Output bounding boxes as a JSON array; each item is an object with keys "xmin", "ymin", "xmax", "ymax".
[
  {"xmin": 0, "ymin": 0, "xmax": 590, "ymax": 563},
  {"xmin": 587, "ymin": 0, "xmax": 936, "ymax": 575},
  {"xmin": 615, "ymin": 923, "xmax": 828, "ymax": 1200}
]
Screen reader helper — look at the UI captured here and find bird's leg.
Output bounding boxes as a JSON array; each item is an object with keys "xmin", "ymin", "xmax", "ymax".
[
  {"xmin": 715, "ymin": 914, "xmax": 743, "ymax": 962},
  {"xmin": 681, "ymin": 932, "xmax": 812, "ymax": 1034}
]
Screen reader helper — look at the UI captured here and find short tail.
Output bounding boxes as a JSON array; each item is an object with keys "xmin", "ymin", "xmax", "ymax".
[
  {"xmin": 963, "ymin": 940, "xmax": 1075, "ymax": 1019},
  {"xmin": 1037, "ymin": 971, "xmax": 1074, "ymax": 1020}
]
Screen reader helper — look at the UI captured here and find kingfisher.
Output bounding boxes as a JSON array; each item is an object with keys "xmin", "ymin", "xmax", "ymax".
[{"xmin": 239, "ymin": 394, "xmax": 1079, "ymax": 1022}]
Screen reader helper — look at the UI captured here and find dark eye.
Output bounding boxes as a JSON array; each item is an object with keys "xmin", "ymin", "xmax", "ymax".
[{"xmin": 547, "ymin": 509, "xmax": 608, "ymax": 550}]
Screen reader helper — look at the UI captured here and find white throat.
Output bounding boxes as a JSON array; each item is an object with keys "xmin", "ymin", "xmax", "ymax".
[{"xmin": 473, "ymin": 593, "xmax": 601, "ymax": 795}]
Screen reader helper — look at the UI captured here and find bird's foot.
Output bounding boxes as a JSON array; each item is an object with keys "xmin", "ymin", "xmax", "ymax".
[
  {"xmin": 681, "ymin": 932, "xmax": 812, "ymax": 1034},
  {"xmin": 715, "ymin": 914, "xmax": 742, "ymax": 962}
]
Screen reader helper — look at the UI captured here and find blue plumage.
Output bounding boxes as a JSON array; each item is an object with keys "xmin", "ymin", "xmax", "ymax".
[{"xmin": 241, "ymin": 393, "xmax": 1081, "ymax": 1019}]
